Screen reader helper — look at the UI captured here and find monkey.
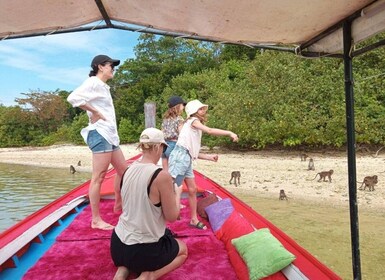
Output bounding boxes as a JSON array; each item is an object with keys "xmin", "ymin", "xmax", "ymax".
[
  {"xmin": 300, "ymin": 153, "xmax": 308, "ymax": 161},
  {"xmin": 279, "ymin": 189, "xmax": 288, "ymax": 201},
  {"xmin": 70, "ymin": 165, "xmax": 77, "ymax": 174},
  {"xmin": 358, "ymin": 175, "xmax": 378, "ymax": 191},
  {"xmin": 309, "ymin": 169, "xmax": 334, "ymax": 182},
  {"xmin": 229, "ymin": 171, "xmax": 241, "ymax": 187},
  {"xmin": 77, "ymin": 160, "xmax": 81, "ymax": 166},
  {"xmin": 308, "ymin": 158, "xmax": 315, "ymax": 171}
]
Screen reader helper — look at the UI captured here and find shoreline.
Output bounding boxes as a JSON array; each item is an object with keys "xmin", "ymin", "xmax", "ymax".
[{"xmin": 1, "ymin": 144, "xmax": 384, "ymax": 212}]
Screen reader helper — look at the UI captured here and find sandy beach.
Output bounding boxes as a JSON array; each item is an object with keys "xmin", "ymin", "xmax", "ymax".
[{"xmin": 0, "ymin": 144, "xmax": 384, "ymax": 212}]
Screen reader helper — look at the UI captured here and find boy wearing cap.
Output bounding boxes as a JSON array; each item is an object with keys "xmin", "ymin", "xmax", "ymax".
[
  {"xmin": 161, "ymin": 95, "xmax": 187, "ymax": 172},
  {"xmin": 168, "ymin": 99, "xmax": 238, "ymax": 229},
  {"xmin": 67, "ymin": 54, "xmax": 128, "ymax": 230},
  {"xmin": 111, "ymin": 128, "xmax": 187, "ymax": 280}
]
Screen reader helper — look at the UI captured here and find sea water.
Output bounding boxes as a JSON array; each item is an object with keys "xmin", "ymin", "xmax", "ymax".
[{"xmin": 0, "ymin": 162, "xmax": 91, "ymax": 233}]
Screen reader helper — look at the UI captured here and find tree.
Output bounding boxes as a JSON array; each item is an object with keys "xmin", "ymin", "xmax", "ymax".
[
  {"xmin": 111, "ymin": 34, "xmax": 222, "ymax": 134},
  {"xmin": 220, "ymin": 44, "xmax": 258, "ymax": 61},
  {"xmin": 0, "ymin": 106, "xmax": 34, "ymax": 147},
  {"xmin": 16, "ymin": 90, "xmax": 68, "ymax": 134}
]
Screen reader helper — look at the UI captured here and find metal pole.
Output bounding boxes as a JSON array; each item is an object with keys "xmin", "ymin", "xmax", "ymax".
[
  {"xmin": 144, "ymin": 102, "xmax": 156, "ymax": 128},
  {"xmin": 342, "ymin": 20, "xmax": 361, "ymax": 280}
]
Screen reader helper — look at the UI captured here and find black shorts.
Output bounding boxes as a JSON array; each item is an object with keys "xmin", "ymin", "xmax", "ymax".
[{"xmin": 110, "ymin": 229, "xmax": 179, "ymax": 274}]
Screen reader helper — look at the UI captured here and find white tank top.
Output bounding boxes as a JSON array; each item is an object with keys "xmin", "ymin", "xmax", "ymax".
[
  {"xmin": 177, "ymin": 117, "xmax": 202, "ymax": 159},
  {"xmin": 114, "ymin": 162, "xmax": 165, "ymax": 245}
]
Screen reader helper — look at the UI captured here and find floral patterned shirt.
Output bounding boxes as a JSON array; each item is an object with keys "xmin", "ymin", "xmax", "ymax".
[{"xmin": 161, "ymin": 116, "xmax": 184, "ymax": 140}]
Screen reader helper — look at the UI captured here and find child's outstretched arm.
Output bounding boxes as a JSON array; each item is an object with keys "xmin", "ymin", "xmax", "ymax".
[
  {"xmin": 198, "ymin": 153, "xmax": 218, "ymax": 162},
  {"xmin": 192, "ymin": 120, "xmax": 239, "ymax": 142}
]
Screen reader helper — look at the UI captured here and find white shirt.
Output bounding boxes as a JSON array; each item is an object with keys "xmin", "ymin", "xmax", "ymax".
[
  {"xmin": 177, "ymin": 117, "xmax": 202, "ymax": 159},
  {"xmin": 67, "ymin": 76, "xmax": 120, "ymax": 146}
]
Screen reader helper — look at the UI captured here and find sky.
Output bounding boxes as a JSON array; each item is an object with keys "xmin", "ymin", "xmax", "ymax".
[{"xmin": 0, "ymin": 29, "xmax": 140, "ymax": 106}]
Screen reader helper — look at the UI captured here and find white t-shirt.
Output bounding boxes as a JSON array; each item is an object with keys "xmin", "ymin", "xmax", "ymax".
[
  {"xmin": 67, "ymin": 76, "xmax": 119, "ymax": 146},
  {"xmin": 177, "ymin": 117, "xmax": 202, "ymax": 159}
]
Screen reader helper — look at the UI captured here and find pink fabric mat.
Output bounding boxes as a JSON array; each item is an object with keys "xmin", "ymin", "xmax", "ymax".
[
  {"xmin": 57, "ymin": 199, "xmax": 120, "ymax": 241},
  {"xmin": 24, "ymin": 199, "xmax": 237, "ymax": 280}
]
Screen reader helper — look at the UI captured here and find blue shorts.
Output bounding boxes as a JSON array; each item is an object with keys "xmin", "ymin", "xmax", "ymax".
[
  {"xmin": 87, "ymin": 130, "xmax": 119, "ymax": 153},
  {"xmin": 162, "ymin": 140, "xmax": 177, "ymax": 159},
  {"xmin": 168, "ymin": 145, "xmax": 194, "ymax": 186}
]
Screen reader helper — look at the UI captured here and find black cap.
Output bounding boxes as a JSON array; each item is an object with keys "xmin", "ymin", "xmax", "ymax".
[
  {"xmin": 168, "ymin": 96, "xmax": 187, "ymax": 108},
  {"xmin": 91, "ymin": 55, "xmax": 120, "ymax": 68}
]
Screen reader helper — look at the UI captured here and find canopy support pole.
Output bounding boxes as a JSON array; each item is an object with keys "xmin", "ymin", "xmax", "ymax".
[{"xmin": 342, "ymin": 20, "xmax": 361, "ymax": 280}]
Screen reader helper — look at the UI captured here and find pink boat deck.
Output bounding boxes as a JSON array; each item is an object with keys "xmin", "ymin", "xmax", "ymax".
[{"xmin": 23, "ymin": 198, "xmax": 241, "ymax": 280}]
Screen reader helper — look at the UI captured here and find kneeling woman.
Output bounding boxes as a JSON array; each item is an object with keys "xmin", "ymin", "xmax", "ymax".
[{"xmin": 110, "ymin": 128, "xmax": 187, "ymax": 280}]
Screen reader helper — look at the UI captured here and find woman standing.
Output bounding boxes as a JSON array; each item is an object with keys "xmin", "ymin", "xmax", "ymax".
[{"xmin": 67, "ymin": 55, "xmax": 127, "ymax": 230}]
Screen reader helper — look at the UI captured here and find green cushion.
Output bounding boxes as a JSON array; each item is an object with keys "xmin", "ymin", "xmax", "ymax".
[{"xmin": 231, "ymin": 228, "xmax": 296, "ymax": 280}]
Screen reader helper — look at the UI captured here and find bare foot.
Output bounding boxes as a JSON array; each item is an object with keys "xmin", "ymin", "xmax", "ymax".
[
  {"xmin": 91, "ymin": 220, "xmax": 114, "ymax": 230},
  {"xmin": 113, "ymin": 266, "xmax": 129, "ymax": 280}
]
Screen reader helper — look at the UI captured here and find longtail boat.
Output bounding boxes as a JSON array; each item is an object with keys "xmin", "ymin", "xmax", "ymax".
[
  {"xmin": 2, "ymin": 2, "xmax": 385, "ymax": 278},
  {"xmin": 0, "ymin": 154, "xmax": 341, "ymax": 279}
]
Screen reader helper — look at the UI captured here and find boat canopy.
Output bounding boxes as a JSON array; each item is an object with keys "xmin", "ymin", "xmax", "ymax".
[{"xmin": 1, "ymin": 0, "xmax": 385, "ymax": 57}]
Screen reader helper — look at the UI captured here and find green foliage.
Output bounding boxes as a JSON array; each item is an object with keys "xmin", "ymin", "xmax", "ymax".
[
  {"xmin": 220, "ymin": 44, "xmax": 258, "ymax": 61},
  {"xmin": 0, "ymin": 105, "xmax": 38, "ymax": 147},
  {"xmin": 119, "ymin": 118, "xmax": 144, "ymax": 143},
  {"xmin": 111, "ymin": 34, "xmax": 221, "ymax": 127},
  {"xmin": 2, "ymin": 34, "xmax": 385, "ymax": 149},
  {"xmin": 164, "ymin": 51, "xmax": 353, "ymax": 149},
  {"xmin": 67, "ymin": 113, "xmax": 89, "ymax": 144}
]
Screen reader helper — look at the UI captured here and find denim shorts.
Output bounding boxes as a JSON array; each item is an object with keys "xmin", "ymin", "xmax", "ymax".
[
  {"xmin": 87, "ymin": 129, "xmax": 119, "ymax": 153},
  {"xmin": 162, "ymin": 140, "xmax": 177, "ymax": 159},
  {"xmin": 168, "ymin": 145, "xmax": 194, "ymax": 186}
]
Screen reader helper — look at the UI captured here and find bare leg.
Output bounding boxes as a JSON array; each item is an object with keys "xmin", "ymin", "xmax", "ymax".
[
  {"xmin": 111, "ymin": 148, "xmax": 127, "ymax": 213},
  {"xmin": 174, "ymin": 183, "xmax": 183, "ymax": 213},
  {"xmin": 113, "ymin": 266, "xmax": 129, "ymax": 280},
  {"xmin": 136, "ymin": 239, "xmax": 187, "ymax": 280},
  {"xmin": 90, "ymin": 152, "xmax": 114, "ymax": 230},
  {"xmin": 185, "ymin": 178, "xmax": 206, "ymax": 229}
]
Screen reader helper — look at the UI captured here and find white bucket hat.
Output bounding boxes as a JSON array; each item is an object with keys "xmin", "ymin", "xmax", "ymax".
[
  {"xmin": 185, "ymin": 99, "xmax": 208, "ymax": 117},
  {"xmin": 139, "ymin": 127, "xmax": 167, "ymax": 145}
]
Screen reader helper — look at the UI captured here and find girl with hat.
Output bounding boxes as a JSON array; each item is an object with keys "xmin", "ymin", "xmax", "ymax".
[
  {"xmin": 161, "ymin": 95, "xmax": 187, "ymax": 172},
  {"xmin": 168, "ymin": 99, "xmax": 238, "ymax": 229}
]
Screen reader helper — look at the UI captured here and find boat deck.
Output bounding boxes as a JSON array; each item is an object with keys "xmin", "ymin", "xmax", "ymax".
[
  {"xmin": 22, "ymin": 198, "xmax": 239, "ymax": 280},
  {"xmin": 0, "ymin": 157, "xmax": 341, "ymax": 280}
]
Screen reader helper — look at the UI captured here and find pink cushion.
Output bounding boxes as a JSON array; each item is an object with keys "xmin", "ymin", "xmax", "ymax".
[
  {"xmin": 226, "ymin": 242, "xmax": 250, "ymax": 280},
  {"xmin": 215, "ymin": 211, "xmax": 254, "ymax": 243},
  {"xmin": 215, "ymin": 211, "xmax": 254, "ymax": 280}
]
